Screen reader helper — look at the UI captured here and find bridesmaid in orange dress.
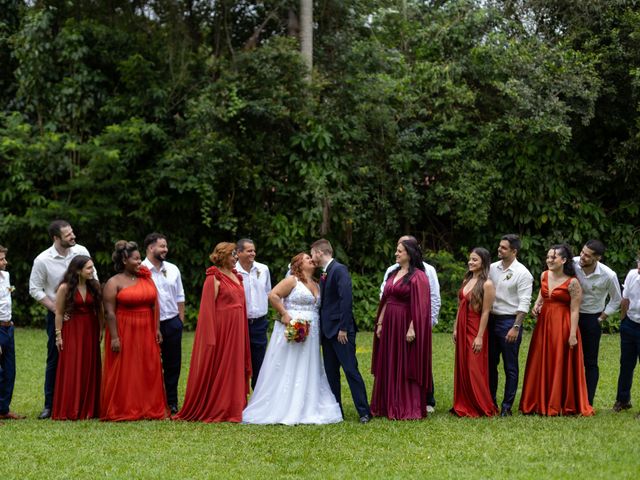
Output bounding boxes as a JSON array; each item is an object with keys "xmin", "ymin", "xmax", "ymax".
[
  {"xmin": 175, "ymin": 242, "xmax": 251, "ymax": 422},
  {"xmin": 100, "ymin": 241, "xmax": 167, "ymax": 421},
  {"xmin": 451, "ymin": 248, "xmax": 498, "ymax": 417},
  {"xmin": 520, "ymin": 244, "xmax": 594, "ymax": 416},
  {"xmin": 52, "ymin": 255, "xmax": 102, "ymax": 420}
]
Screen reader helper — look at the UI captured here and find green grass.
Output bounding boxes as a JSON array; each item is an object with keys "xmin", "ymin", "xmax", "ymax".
[{"xmin": 1, "ymin": 329, "xmax": 639, "ymax": 479}]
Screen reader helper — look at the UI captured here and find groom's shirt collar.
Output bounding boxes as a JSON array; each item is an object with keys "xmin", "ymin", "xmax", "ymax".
[{"xmin": 323, "ymin": 258, "xmax": 334, "ymax": 272}]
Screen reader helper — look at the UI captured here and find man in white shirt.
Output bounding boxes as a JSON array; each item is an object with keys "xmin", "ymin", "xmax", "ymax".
[
  {"xmin": 142, "ymin": 233, "xmax": 185, "ymax": 414},
  {"xmin": 488, "ymin": 234, "xmax": 533, "ymax": 416},
  {"xmin": 29, "ymin": 220, "xmax": 94, "ymax": 419},
  {"xmin": 236, "ymin": 239, "xmax": 271, "ymax": 390},
  {"xmin": 573, "ymin": 239, "xmax": 621, "ymax": 406},
  {"xmin": 380, "ymin": 235, "xmax": 440, "ymax": 412},
  {"xmin": 0, "ymin": 245, "xmax": 25, "ymax": 420},
  {"xmin": 613, "ymin": 256, "xmax": 640, "ymax": 413}
]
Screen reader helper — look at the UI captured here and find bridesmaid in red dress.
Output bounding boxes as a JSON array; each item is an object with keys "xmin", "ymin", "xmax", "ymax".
[
  {"xmin": 52, "ymin": 255, "xmax": 102, "ymax": 420},
  {"xmin": 451, "ymin": 248, "xmax": 498, "ymax": 417},
  {"xmin": 520, "ymin": 244, "xmax": 594, "ymax": 416},
  {"xmin": 175, "ymin": 242, "xmax": 252, "ymax": 422},
  {"xmin": 371, "ymin": 239, "xmax": 431, "ymax": 420},
  {"xmin": 100, "ymin": 241, "xmax": 167, "ymax": 421}
]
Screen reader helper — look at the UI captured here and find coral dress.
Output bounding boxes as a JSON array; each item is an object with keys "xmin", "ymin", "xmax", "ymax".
[
  {"xmin": 519, "ymin": 272, "xmax": 594, "ymax": 416},
  {"xmin": 371, "ymin": 270, "xmax": 432, "ymax": 420},
  {"xmin": 175, "ymin": 267, "xmax": 252, "ymax": 422},
  {"xmin": 100, "ymin": 267, "xmax": 167, "ymax": 421},
  {"xmin": 452, "ymin": 289, "xmax": 497, "ymax": 417},
  {"xmin": 52, "ymin": 290, "xmax": 101, "ymax": 420}
]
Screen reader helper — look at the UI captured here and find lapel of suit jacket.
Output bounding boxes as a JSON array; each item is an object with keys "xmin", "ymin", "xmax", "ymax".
[{"xmin": 320, "ymin": 260, "xmax": 335, "ymax": 307}]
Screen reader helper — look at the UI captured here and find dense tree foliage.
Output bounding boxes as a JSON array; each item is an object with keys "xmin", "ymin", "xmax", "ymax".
[{"xmin": 1, "ymin": 0, "xmax": 639, "ymax": 330}]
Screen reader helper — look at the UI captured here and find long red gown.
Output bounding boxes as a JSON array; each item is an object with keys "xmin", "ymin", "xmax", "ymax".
[
  {"xmin": 519, "ymin": 271, "xmax": 594, "ymax": 416},
  {"xmin": 100, "ymin": 266, "xmax": 168, "ymax": 421},
  {"xmin": 175, "ymin": 267, "xmax": 251, "ymax": 423},
  {"xmin": 452, "ymin": 289, "xmax": 497, "ymax": 417},
  {"xmin": 371, "ymin": 269, "xmax": 431, "ymax": 420},
  {"xmin": 52, "ymin": 290, "xmax": 101, "ymax": 420}
]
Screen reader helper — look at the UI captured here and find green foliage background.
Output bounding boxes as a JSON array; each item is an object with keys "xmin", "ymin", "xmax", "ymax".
[{"xmin": 1, "ymin": 1, "xmax": 639, "ymax": 331}]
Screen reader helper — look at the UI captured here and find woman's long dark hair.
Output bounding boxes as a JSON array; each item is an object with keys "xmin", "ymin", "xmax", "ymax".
[
  {"xmin": 549, "ymin": 244, "xmax": 576, "ymax": 276},
  {"xmin": 462, "ymin": 247, "xmax": 491, "ymax": 312},
  {"xmin": 391, "ymin": 239, "xmax": 426, "ymax": 285},
  {"xmin": 59, "ymin": 255, "xmax": 102, "ymax": 318}
]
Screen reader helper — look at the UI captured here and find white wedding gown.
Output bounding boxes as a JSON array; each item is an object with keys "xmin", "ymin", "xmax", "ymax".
[{"xmin": 242, "ymin": 279, "xmax": 343, "ymax": 425}]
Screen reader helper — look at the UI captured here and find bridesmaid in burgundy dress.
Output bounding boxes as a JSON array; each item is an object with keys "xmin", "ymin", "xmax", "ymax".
[
  {"xmin": 371, "ymin": 239, "xmax": 431, "ymax": 420},
  {"xmin": 100, "ymin": 241, "xmax": 167, "ymax": 421},
  {"xmin": 52, "ymin": 255, "xmax": 102, "ymax": 420},
  {"xmin": 175, "ymin": 242, "xmax": 252, "ymax": 422},
  {"xmin": 451, "ymin": 248, "xmax": 498, "ymax": 417}
]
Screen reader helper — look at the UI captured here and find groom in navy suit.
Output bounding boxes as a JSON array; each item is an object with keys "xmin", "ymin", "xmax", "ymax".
[{"xmin": 311, "ymin": 239, "xmax": 371, "ymax": 423}]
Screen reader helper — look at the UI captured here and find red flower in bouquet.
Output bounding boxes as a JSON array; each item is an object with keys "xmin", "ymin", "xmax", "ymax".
[{"xmin": 285, "ymin": 319, "xmax": 311, "ymax": 343}]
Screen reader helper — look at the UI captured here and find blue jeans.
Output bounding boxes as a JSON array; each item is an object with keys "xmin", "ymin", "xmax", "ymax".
[
  {"xmin": 0, "ymin": 324, "xmax": 16, "ymax": 415},
  {"xmin": 616, "ymin": 317, "xmax": 640, "ymax": 404}
]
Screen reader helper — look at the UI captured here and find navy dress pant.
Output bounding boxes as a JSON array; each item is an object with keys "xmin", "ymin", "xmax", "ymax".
[
  {"xmin": 44, "ymin": 310, "xmax": 58, "ymax": 409},
  {"xmin": 488, "ymin": 314, "xmax": 522, "ymax": 411},
  {"xmin": 616, "ymin": 317, "xmax": 640, "ymax": 404},
  {"xmin": 579, "ymin": 312, "xmax": 602, "ymax": 405},
  {"xmin": 248, "ymin": 316, "xmax": 269, "ymax": 390},
  {"xmin": 0, "ymin": 324, "xmax": 16, "ymax": 415},
  {"xmin": 160, "ymin": 315, "xmax": 183, "ymax": 407}
]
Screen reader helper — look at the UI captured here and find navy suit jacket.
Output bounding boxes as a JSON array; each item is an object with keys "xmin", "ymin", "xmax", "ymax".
[{"xmin": 319, "ymin": 259, "xmax": 356, "ymax": 338}]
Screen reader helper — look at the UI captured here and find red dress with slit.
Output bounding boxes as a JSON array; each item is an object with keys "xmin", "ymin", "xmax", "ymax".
[
  {"xmin": 451, "ymin": 289, "xmax": 497, "ymax": 417},
  {"xmin": 519, "ymin": 272, "xmax": 594, "ymax": 416},
  {"xmin": 100, "ymin": 267, "xmax": 168, "ymax": 421},
  {"xmin": 175, "ymin": 267, "xmax": 251, "ymax": 422},
  {"xmin": 52, "ymin": 290, "xmax": 101, "ymax": 420}
]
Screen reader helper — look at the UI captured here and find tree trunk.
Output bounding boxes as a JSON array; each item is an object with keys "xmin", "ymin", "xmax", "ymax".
[{"xmin": 299, "ymin": 0, "xmax": 312, "ymax": 78}]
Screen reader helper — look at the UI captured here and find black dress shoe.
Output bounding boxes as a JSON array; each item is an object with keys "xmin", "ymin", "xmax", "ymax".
[
  {"xmin": 38, "ymin": 408, "xmax": 51, "ymax": 420},
  {"xmin": 500, "ymin": 408, "xmax": 512, "ymax": 417},
  {"xmin": 612, "ymin": 401, "xmax": 632, "ymax": 412},
  {"xmin": 169, "ymin": 404, "xmax": 179, "ymax": 415},
  {"xmin": 359, "ymin": 414, "xmax": 371, "ymax": 424}
]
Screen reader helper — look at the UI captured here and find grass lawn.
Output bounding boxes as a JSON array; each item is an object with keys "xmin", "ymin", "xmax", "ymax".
[{"xmin": 1, "ymin": 329, "xmax": 639, "ymax": 479}]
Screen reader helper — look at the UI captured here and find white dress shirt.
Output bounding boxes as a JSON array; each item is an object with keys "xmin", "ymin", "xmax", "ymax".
[
  {"xmin": 236, "ymin": 261, "xmax": 271, "ymax": 319},
  {"xmin": 142, "ymin": 258, "xmax": 185, "ymax": 321},
  {"xmin": 489, "ymin": 259, "xmax": 533, "ymax": 315},
  {"xmin": 0, "ymin": 271, "xmax": 12, "ymax": 321},
  {"xmin": 622, "ymin": 269, "xmax": 640, "ymax": 323},
  {"xmin": 572, "ymin": 257, "xmax": 621, "ymax": 316},
  {"xmin": 29, "ymin": 244, "xmax": 94, "ymax": 304},
  {"xmin": 380, "ymin": 262, "xmax": 441, "ymax": 326}
]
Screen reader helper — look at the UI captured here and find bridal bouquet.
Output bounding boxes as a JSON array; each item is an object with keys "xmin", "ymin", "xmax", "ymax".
[{"xmin": 285, "ymin": 319, "xmax": 310, "ymax": 343}]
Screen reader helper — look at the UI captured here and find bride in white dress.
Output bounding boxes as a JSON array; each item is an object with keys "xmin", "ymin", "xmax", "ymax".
[{"xmin": 242, "ymin": 253, "xmax": 342, "ymax": 425}]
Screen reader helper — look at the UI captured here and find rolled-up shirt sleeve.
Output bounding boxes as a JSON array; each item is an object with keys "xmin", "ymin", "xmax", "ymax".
[
  {"xmin": 516, "ymin": 271, "xmax": 534, "ymax": 313},
  {"xmin": 176, "ymin": 269, "xmax": 186, "ymax": 303},
  {"xmin": 426, "ymin": 265, "xmax": 441, "ymax": 326},
  {"xmin": 603, "ymin": 274, "xmax": 622, "ymax": 317},
  {"xmin": 29, "ymin": 259, "xmax": 48, "ymax": 302}
]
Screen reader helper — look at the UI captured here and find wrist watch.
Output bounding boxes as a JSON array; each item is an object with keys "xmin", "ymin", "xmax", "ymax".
[{"xmin": 512, "ymin": 324, "xmax": 521, "ymax": 329}]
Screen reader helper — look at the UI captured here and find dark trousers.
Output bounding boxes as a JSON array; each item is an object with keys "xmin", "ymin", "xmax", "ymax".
[
  {"xmin": 427, "ymin": 371, "xmax": 436, "ymax": 407},
  {"xmin": 248, "ymin": 316, "xmax": 268, "ymax": 390},
  {"xmin": 160, "ymin": 315, "xmax": 183, "ymax": 407},
  {"xmin": 44, "ymin": 310, "xmax": 58, "ymax": 409},
  {"xmin": 579, "ymin": 312, "xmax": 602, "ymax": 405},
  {"xmin": 616, "ymin": 317, "xmax": 640, "ymax": 404},
  {"xmin": 488, "ymin": 314, "xmax": 522, "ymax": 411},
  {"xmin": 321, "ymin": 332, "xmax": 370, "ymax": 418},
  {"xmin": 0, "ymin": 324, "xmax": 16, "ymax": 415}
]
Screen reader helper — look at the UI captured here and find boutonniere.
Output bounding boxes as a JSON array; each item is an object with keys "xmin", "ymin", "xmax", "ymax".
[
  {"xmin": 321, "ymin": 271, "xmax": 327, "ymax": 281},
  {"xmin": 7, "ymin": 285, "xmax": 15, "ymax": 294},
  {"xmin": 505, "ymin": 273, "xmax": 513, "ymax": 281},
  {"xmin": 256, "ymin": 269, "xmax": 261, "ymax": 279},
  {"xmin": 162, "ymin": 269, "xmax": 167, "ymax": 278}
]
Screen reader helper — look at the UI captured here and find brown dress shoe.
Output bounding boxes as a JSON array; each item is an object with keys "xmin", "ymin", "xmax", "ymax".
[
  {"xmin": 0, "ymin": 411, "xmax": 26, "ymax": 420},
  {"xmin": 612, "ymin": 401, "xmax": 632, "ymax": 412}
]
